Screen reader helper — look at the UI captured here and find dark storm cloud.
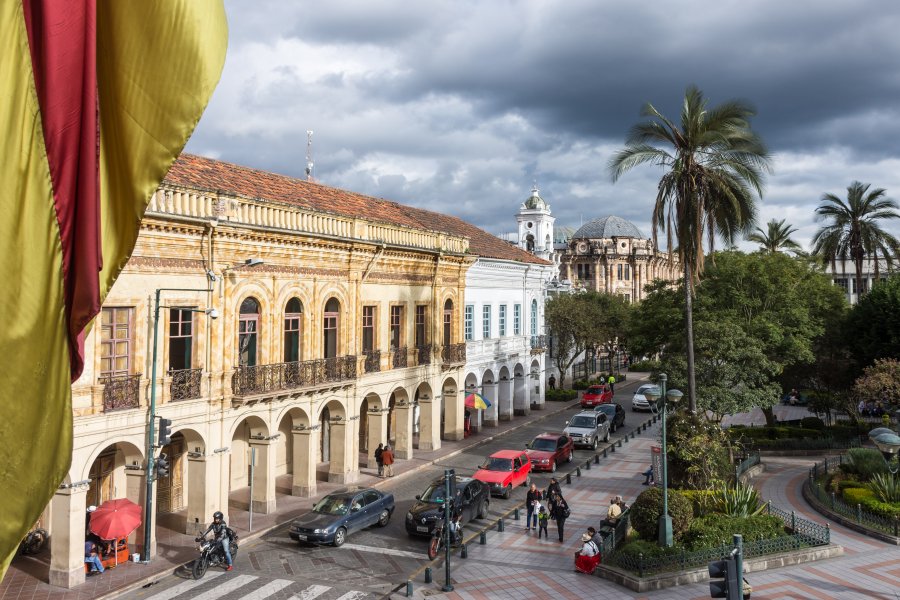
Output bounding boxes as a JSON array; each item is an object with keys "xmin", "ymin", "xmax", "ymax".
[{"xmin": 186, "ymin": 0, "xmax": 900, "ymax": 250}]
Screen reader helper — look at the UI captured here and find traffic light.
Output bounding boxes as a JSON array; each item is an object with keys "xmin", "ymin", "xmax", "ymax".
[
  {"xmin": 157, "ymin": 417, "xmax": 173, "ymax": 446},
  {"xmin": 709, "ymin": 555, "xmax": 740, "ymax": 599},
  {"xmin": 156, "ymin": 453, "xmax": 170, "ymax": 479}
]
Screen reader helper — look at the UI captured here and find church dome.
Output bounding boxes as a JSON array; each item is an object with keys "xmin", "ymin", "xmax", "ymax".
[
  {"xmin": 572, "ymin": 216, "xmax": 644, "ymax": 240},
  {"xmin": 522, "ymin": 187, "xmax": 549, "ymax": 211}
]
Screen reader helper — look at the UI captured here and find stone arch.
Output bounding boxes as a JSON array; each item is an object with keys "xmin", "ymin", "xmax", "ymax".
[
  {"xmin": 360, "ymin": 392, "xmax": 384, "ymax": 470},
  {"xmin": 276, "ymin": 407, "xmax": 312, "ymax": 477},
  {"xmin": 481, "ymin": 368, "xmax": 498, "ymax": 427},
  {"xmin": 440, "ymin": 376, "xmax": 461, "ymax": 441},
  {"xmin": 386, "ymin": 386, "xmax": 410, "ymax": 446},
  {"xmin": 157, "ymin": 427, "xmax": 206, "ymax": 515},
  {"xmin": 77, "ymin": 437, "xmax": 145, "ymax": 483},
  {"xmin": 315, "ymin": 398, "xmax": 354, "ymax": 483},
  {"xmin": 513, "ymin": 362, "xmax": 528, "ymax": 416},
  {"xmin": 497, "ymin": 365, "xmax": 513, "ymax": 421},
  {"xmin": 530, "ymin": 358, "xmax": 544, "ymax": 410},
  {"xmin": 229, "ymin": 414, "xmax": 276, "ymax": 515}
]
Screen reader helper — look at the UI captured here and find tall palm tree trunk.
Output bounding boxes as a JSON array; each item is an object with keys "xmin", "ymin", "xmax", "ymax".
[{"xmin": 683, "ymin": 263, "xmax": 697, "ymax": 413}]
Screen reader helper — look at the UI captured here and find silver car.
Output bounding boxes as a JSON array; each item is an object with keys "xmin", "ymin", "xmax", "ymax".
[
  {"xmin": 563, "ymin": 411, "xmax": 610, "ymax": 451},
  {"xmin": 631, "ymin": 383, "xmax": 657, "ymax": 411}
]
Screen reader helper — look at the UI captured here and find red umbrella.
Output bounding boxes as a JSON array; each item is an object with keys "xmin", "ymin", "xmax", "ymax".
[{"xmin": 90, "ymin": 498, "xmax": 142, "ymax": 541}]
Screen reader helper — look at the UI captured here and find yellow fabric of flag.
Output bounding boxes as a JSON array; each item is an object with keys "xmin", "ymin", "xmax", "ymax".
[{"xmin": 0, "ymin": 0, "xmax": 226, "ymax": 580}]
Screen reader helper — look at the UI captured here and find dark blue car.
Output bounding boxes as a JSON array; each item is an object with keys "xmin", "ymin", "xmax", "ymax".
[{"xmin": 289, "ymin": 488, "xmax": 394, "ymax": 547}]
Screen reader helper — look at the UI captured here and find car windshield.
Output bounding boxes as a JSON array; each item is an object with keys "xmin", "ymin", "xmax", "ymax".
[
  {"xmin": 480, "ymin": 457, "xmax": 513, "ymax": 471},
  {"xmin": 530, "ymin": 438, "xmax": 556, "ymax": 452},
  {"xmin": 420, "ymin": 484, "xmax": 449, "ymax": 502},
  {"xmin": 587, "ymin": 386, "xmax": 604, "ymax": 394},
  {"xmin": 313, "ymin": 495, "xmax": 350, "ymax": 515},
  {"xmin": 636, "ymin": 385, "xmax": 654, "ymax": 395},
  {"xmin": 570, "ymin": 416, "xmax": 595, "ymax": 428},
  {"xmin": 597, "ymin": 405, "xmax": 615, "ymax": 417}
]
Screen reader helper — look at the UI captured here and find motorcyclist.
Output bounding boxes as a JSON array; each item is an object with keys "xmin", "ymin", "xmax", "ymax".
[
  {"xmin": 447, "ymin": 500, "xmax": 463, "ymax": 545},
  {"xmin": 196, "ymin": 511, "xmax": 233, "ymax": 571}
]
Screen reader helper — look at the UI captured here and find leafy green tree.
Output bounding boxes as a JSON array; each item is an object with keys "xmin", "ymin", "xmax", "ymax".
[
  {"xmin": 845, "ymin": 275, "xmax": 900, "ymax": 368},
  {"xmin": 853, "ymin": 358, "xmax": 900, "ymax": 407},
  {"xmin": 545, "ymin": 291, "xmax": 630, "ymax": 387},
  {"xmin": 665, "ymin": 412, "xmax": 735, "ymax": 490},
  {"xmin": 812, "ymin": 181, "xmax": 900, "ymax": 300},
  {"xmin": 747, "ymin": 219, "xmax": 802, "ymax": 254},
  {"xmin": 610, "ymin": 86, "xmax": 771, "ymax": 412}
]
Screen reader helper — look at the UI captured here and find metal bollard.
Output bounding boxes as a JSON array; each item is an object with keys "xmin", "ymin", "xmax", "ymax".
[
  {"xmin": 498, "ymin": 518, "xmax": 504, "ymax": 532},
  {"xmin": 407, "ymin": 580, "xmax": 414, "ymax": 596},
  {"xmin": 513, "ymin": 508, "xmax": 519, "ymax": 520},
  {"xmin": 576, "ymin": 467, "xmax": 581, "ymax": 477},
  {"xmin": 595, "ymin": 454, "xmax": 600, "ymax": 464},
  {"xmin": 479, "ymin": 531, "xmax": 486, "ymax": 545},
  {"xmin": 585, "ymin": 459, "xmax": 591, "ymax": 470},
  {"xmin": 566, "ymin": 473, "xmax": 571, "ymax": 484},
  {"xmin": 624, "ymin": 433, "xmax": 629, "ymax": 443},
  {"xmin": 424, "ymin": 567, "xmax": 433, "ymax": 584},
  {"xmin": 610, "ymin": 443, "xmax": 615, "ymax": 453},
  {"xmin": 617, "ymin": 439, "xmax": 623, "ymax": 448},
  {"xmin": 603, "ymin": 448, "xmax": 608, "ymax": 458},
  {"xmin": 461, "ymin": 543, "xmax": 468, "ymax": 559}
]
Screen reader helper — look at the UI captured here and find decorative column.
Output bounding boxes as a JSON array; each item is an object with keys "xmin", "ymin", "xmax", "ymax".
[
  {"xmin": 185, "ymin": 455, "xmax": 216, "ymax": 535},
  {"xmin": 442, "ymin": 384, "xmax": 464, "ymax": 441},
  {"xmin": 513, "ymin": 373, "xmax": 529, "ymax": 416},
  {"xmin": 482, "ymin": 380, "xmax": 499, "ymax": 427},
  {"xmin": 125, "ymin": 468, "xmax": 152, "ymax": 554},
  {"xmin": 49, "ymin": 484, "xmax": 88, "ymax": 588},
  {"xmin": 248, "ymin": 438, "xmax": 276, "ymax": 514},
  {"xmin": 417, "ymin": 396, "xmax": 441, "ymax": 451},
  {"xmin": 327, "ymin": 418, "xmax": 357, "ymax": 483},
  {"xmin": 498, "ymin": 377, "xmax": 514, "ymax": 421},
  {"xmin": 393, "ymin": 403, "xmax": 414, "ymax": 460},
  {"xmin": 291, "ymin": 426, "xmax": 318, "ymax": 497},
  {"xmin": 366, "ymin": 408, "xmax": 388, "ymax": 468}
]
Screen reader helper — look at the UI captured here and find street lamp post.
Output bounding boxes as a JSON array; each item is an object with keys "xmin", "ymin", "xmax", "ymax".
[
  {"xmin": 869, "ymin": 429, "xmax": 900, "ymax": 475},
  {"xmin": 643, "ymin": 374, "xmax": 683, "ymax": 547},
  {"xmin": 142, "ymin": 287, "xmax": 215, "ymax": 563}
]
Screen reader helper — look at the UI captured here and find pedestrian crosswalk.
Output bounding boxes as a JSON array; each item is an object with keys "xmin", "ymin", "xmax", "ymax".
[{"xmin": 142, "ymin": 574, "xmax": 373, "ymax": 600}]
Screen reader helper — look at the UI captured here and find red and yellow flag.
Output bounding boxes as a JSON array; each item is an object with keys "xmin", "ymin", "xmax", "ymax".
[{"xmin": 0, "ymin": 0, "xmax": 226, "ymax": 578}]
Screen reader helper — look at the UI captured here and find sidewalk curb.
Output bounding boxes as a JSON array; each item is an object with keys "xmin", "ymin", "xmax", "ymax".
[{"xmin": 98, "ymin": 376, "xmax": 650, "ymax": 600}]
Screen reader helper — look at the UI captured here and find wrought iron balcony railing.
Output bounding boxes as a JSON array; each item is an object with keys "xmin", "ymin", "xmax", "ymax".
[
  {"xmin": 363, "ymin": 350, "xmax": 381, "ymax": 373},
  {"xmin": 416, "ymin": 345, "xmax": 432, "ymax": 366},
  {"xmin": 440, "ymin": 342, "xmax": 466, "ymax": 364},
  {"xmin": 232, "ymin": 356, "xmax": 357, "ymax": 397},
  {"xmin": 169, "ymin": 368, "xmax": 202, "ymax": 401},
  {"xmin": 391, "ymin": 346, "xmax": 408, "ymax": 369},
  {"xmin": 100, "ymin": 373, "xmax": 142, "ymax": 412},
  {"xmin": 530, "ymin": 335, "xmax": 547, "ymax": 350}
]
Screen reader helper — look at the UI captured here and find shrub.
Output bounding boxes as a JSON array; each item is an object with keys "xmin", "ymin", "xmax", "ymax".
[
  {"xmin": 615, "ymin": 538, "xmax": 680, "ymax": 559},
  {"xmin": 845, "ymin": 448, "xmax": 889, "ymax": 481},
  {"xmin": 628, "ymin": 359, "xmax": 661, "ymax": 372},
  {"xmin": 842, "ymin": 486, "xmax": 875, "ymax": 506},
  {"xmin": 573, "ymin": 379, "xmax": 589, "ymax": 390},
  {"xmin": 859, "ymin": 496, "xmax": 900, "ymax": 519},
  {"xmin": 870, "ymin": 473, "xmax": 900, "ymax": 503},
  {"xmin": 709, "ymin": 484, "xmax": 765, "ymax": 518},
  {"xmin": 666, "ymin": 412, "xmax": 735, "ymax": 490},
  {"xmin": 630, "ymin": 487, "xmax": 694, "ymax": 541},
  {"xmin": 682, "ymin": 515, "xmax": 786, "ymax": 551},
  {"xmin": 677, "ymin": 490, "xmax": 715, "ymax": 516},
  {"xmin": 545, "ymin": 389, "xmax": 577, "ymax": 402},
  {"xmin": 800, "ymin": 417, "xmax": 825, "ymax": 430}
]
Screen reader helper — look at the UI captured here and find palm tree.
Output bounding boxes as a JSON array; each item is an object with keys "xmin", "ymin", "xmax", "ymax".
[
  {"xmin": 812, "ymin": 181, "xmax": 900, "ymax": 300},
  {"xmin": 747, "ymin": 219, "xmax": 802, "ymax": 254},
  {"xmin": 609, "ymin": 86, "xmax": 771, "ymax": 413}
]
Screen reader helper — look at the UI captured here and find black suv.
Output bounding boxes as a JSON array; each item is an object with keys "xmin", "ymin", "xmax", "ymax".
[{"xmin": 405, "ymin": 476, "xmax": 490, "ymax": 536}]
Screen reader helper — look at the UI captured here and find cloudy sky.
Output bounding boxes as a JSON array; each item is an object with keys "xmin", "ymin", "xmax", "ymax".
[{"xmin": 186, "ymin": 0, "xmax": 900, "ymax": 250}]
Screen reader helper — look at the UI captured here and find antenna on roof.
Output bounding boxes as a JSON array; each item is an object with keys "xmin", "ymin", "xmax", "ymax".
[{"xmin": 305, "ymin": 130, "xmax": 315, "ymax": 182}]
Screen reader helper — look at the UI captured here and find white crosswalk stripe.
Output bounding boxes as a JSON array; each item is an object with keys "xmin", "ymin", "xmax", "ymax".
[
  {"xmin": 291, "ymin": 584, "xmax": 331, "ymax": 600},
  {"xmin": 340, "ymin": 542, "xmax": 424, "ymax": 560},
  {"xmin": 144, "ymin": 571, "xmax": 225, "ymax": 600},
  {"xmin": 238, "ymin": 578, "xmax": 294, "ymax": 599},
  {"xmin": 334, "ymin": 592, "xmax": 368, "ymax": 600},
  {"xmin": 191, "ymin": 574, "xmax": 258, "ymax": 600}
]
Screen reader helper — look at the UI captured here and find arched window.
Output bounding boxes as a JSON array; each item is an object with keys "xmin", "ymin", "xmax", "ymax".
[
  {"xmin": 323, "ymin": 298, "xmax": 340, "ymax": 359},
  {"xmin": 443, "ymin": 299, "xmax": 453, "ymax": 346},
  {"xmin": 530, "ymin": 299, "xmax": 538, "ymax": 337},
  {"xmin": 238, "ymin": 297, "xmax": 260, "ymax": 367},
  {"xmin": 284, "ymin": 298, "xmax": 303, "ymax": 362}
]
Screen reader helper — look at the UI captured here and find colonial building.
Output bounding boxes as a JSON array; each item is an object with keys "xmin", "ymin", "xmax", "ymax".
[
  {"xmin": 44, "ymin": 155, "xmax": 542, "ymax": 587},
  {"xmin": 558, "ymin": 215, "xmax": 680, "ymax": 302},
  {"xmin": 824, "ymin": 256, "xmax": 898, "ymax": 304}
]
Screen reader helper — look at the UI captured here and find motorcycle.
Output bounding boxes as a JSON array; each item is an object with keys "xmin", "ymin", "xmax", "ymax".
[
  {"xmin": 192, "ymin": 531, "xmax": 238, "ymax": 580},
  {"xmin": 427, "ymin": 516, "xmax": 462, "ymax": 560},
  {"xmin": 18, "ymin": 528, "xmax": 48, "ymax": 556}
]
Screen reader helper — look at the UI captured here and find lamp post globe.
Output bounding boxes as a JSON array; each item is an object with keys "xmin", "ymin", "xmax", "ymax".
[{"xmin": 872, "ymin": 432, "xmax": 900, "ymax": 474}]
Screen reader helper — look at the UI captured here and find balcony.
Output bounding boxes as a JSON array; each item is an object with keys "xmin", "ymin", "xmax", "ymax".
[
  {"xmin": 99, "ymin": 373, "xmax": 142, "ymax": 412},
  {"xmin": 169, "ymin": 368, "xmax": 202, "ymax": 401},
  {"xmin": 441, "ymin": 343, "xmax": 466, "ymax": 367},
  {"xmin": 363, "ymin": 350, "xmax": 381, "ymax": 374},
  {"xmin": 231, "ymin": 356, "xmax": 357, "ymax": 402},
  {"xmin": 530, "ymin": 335, "xmax": 547, "ymax": 353},
  {"xmin": 391, "ymin": 347, "xmax": 408, "ymax": 369},
  {"xmin": 416, "ymin": 345, "xmax": 432, "ymax": 366}
]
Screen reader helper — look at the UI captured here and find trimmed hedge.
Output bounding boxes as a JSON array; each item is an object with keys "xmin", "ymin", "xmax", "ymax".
[
  {"xmin": 677, "ymin": 489, "xmax": 715, "ymax": 516},
  {"xmin": 842, "ymin": 486, "xmax": 900, "ymax": 519},
  {"xmin": 800, "ymin": 417, "xmax": 826, "ymax": 430},
  {"xmin": 630, "ymin": 487, "xmax": 694, "ymax": 541},
  {"xmin": 615, "ymin": 538, "xmax": 681, "ymax": 560},
  {"xmin": 682, "ymin": 514, "xmax": 787, "ymax": 551},
  {"xmin": 628, "ymin": 359, "xmax": 660, "ymax": 372},
  {"xmin": 545, "ymin": 389, "xmax": 577, "ymax": 402}
]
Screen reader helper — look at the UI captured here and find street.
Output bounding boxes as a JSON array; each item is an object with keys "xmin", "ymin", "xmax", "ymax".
[{"xmin": 124, "ymin": 388, "xmax": 648, "ymax": 600}]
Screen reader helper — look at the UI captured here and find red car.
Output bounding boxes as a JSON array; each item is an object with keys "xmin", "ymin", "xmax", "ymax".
[
  {"xmin": 581, "ymin": 384, "xmax": 613, "ymax": 408},
  {"xmin": 525, "ymin": 432, "xmax": 574, "ymax": 473},
  {"xmin": 473, "ymin": 450, "xmax": 532, "ymax": 499}
]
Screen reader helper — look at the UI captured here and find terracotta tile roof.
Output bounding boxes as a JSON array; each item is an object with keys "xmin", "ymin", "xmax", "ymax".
[{"xmin": 164, "ymin": 154, "xmax": 549, "ymax": 266}]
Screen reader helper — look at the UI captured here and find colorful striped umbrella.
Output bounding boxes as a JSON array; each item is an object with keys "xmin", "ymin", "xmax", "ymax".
[{"xmin": 465, "ymin": 393, "xmax": 491, "ymax": 409}]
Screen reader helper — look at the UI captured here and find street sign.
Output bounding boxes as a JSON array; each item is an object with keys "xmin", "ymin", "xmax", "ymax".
[{"xmin": 651, "ymin": 445, "xmax": 662, "ymax": 483}]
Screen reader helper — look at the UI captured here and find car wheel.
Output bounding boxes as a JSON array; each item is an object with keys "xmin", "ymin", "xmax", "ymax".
[
  {"xmin": 591, "ymin": 437, "xmax": 597, "ymax": 451},
  {"xmin": 523, "ymin": 475, "xmax": 530, "ymax": 487},
  {"xmin": 604, "ymin": 430, "xmax": 610, "ymax": 443},
  {"xmin": 503, "ymin": 484, "xmax": 512, "ymax": 499},
  {"xmin": 377, "ymin": 509, "xmax": 390, "ymax": 527},
  {"xmin": 550, "ymin": 461, "xmax": 557, "ymax": 473},
  {"xmin": 333, "ymin": 527, "xmax": 347, "ymax": 547},
  {"xmin": 477, "ymin": 500, "xmax": 489, "ymax": 519}
]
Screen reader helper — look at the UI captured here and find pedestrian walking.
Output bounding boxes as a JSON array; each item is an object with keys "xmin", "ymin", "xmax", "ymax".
[
  {"xmin": 374, "ymin": 443, "xmax": 384, "ymax": 477},
  {"xmin": 525, "ymin": 483, "xmax": 542, "ymax": 530},
  {"xmin": 382, "ymin": 445, "xmax": 395, "ymax": 477},
  {"xmin": 607, "ymin": 373, "xmax": 615, "ymax": 394},
  {"xmin": 548, "ymin": 374, "xmax": 556, "ymax": 390},
  {"xmin": 550, "ymin": 492, "xmax": 569, "ymax": 542},
  {"xmin": 546, "ymin": 477, "xmax": 562, "ymax": 502}
]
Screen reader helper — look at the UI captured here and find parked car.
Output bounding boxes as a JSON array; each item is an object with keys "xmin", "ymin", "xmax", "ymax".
[
  {"xmin": 594, "ymin": 403, "xmax": 626, "ymax": 433},
  {"xmin": 525, "ymin": 432, "xmax": 574, "ymax": 473},
  {"xmin": 581, "ymin": 384, "xmax": 613, "ymax": 408},
  {"xmin": 631, "ymin": 383, "xmax": 657, "ymax": 412},
  {"xmin": 289, "ymin": 488, "xmax": 394, "ymax": 547},
  {"xmin": 473, "ymin": 450, "xmax": 532, "ymax": 499},
  {"xmin": 563, "ymin": 411, "xmax": 610, "ymax": 450},
  {"xmin": 405, "ymin": 475, "xmax": 490, "ymax": 536}
]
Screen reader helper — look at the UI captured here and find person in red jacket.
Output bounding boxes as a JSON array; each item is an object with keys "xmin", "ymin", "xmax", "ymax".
[{"xmin": 382, "ymin": 445, "xmax": 395, "ymax": 477}]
